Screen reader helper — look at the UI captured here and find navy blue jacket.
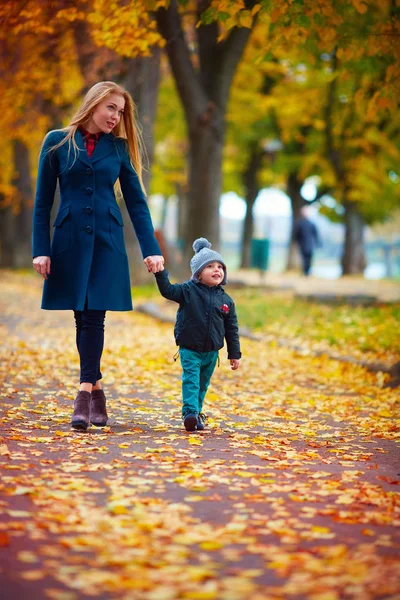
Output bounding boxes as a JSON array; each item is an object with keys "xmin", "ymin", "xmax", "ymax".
[
  {"xmin": 155, "ymin": 270, "xmax": 241, "ymax": 359},
  {"xmin": 32, "ymin": 129, "xmax": 161, "ymax": 311}
]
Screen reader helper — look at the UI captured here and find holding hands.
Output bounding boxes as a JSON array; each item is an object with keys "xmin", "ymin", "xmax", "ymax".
[{"xmin": 144, "ymin": 255, "xmax": 164, "ymax": 273}]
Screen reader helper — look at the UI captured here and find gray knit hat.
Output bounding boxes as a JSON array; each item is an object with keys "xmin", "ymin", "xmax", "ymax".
[{"xmin": 190, "ymin": 238, "xmax": 227, "ymax": 285}]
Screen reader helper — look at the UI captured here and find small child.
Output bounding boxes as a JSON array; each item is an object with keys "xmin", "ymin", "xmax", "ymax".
[{"xmin": 154, "ymin": 238, "xmax": 241, "ymax": 432}]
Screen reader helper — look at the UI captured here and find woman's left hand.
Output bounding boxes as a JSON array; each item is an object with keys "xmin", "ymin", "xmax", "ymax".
[{"xmin": 144, "ymin": 255, "xmax": 164, "ymax": 273}]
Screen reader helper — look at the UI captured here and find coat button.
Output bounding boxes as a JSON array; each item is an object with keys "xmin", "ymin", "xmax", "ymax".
[
  {"xmin": 86, "ymin": 187, "xmax": 93, "ymax": 195},
  {"xmin": 85, "ymin": 226, "xmax": 93, "ymax": 233},
  {"xmin": 85, "ymin": 206, "xmax": 93, "ymax": 214},
  {"xmin": 86, "ymin": 168, "xmax": 92, "ymax": 174}
]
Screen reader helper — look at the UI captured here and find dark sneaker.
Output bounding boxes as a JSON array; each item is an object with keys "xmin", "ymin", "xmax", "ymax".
[
  {"xmin": 196, "ymin": 413, "xmax": 207, "ymax": 431},
  {"xmin": 183, "ymin": 413, "xmax": 198, "ymax": 432}
]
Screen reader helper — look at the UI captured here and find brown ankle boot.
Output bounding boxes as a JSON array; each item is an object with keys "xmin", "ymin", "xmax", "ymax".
[
  {"xmin": 90, "ymin": 389, "xmax": 108, "ymax": 427},
  {"xmin": 71, "ymin": 390, "xmax": 91, "ymax": 431}
]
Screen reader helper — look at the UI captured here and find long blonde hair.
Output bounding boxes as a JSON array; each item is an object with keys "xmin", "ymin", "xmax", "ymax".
[{"xmin": 48, "ymin": 81, "xmax": 147, "ymax": 194}]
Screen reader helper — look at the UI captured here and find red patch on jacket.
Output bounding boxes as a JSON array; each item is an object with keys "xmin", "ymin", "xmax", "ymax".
[{"xmin": 220, "ymin": 304, "xmax": 230, "ymax": 313}]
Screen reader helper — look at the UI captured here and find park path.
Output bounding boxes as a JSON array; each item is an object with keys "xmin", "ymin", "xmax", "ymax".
[
  {"xmin": 231, "ymin": 269, "xmax": 400, "ymax": 303},
  {"xmin": 0, "ymin": 272, "xmax": 399, "ymax": 600}
]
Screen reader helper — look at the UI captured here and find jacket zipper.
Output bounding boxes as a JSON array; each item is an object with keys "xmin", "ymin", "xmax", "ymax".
[{"xmin": 204, "ymin": 288, "xmax": 214, "ymax": 352}]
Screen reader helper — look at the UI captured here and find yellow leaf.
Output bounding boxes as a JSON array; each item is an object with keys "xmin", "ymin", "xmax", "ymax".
[
  {"xmin": 183, "ymin": 590, "xmax": 218, "ymax": 600},
  {"xmin": 362, "ymin": 528, "xmax": 375, "ymax": 536},
  {"xmin": 18, "ymin": 551, "xmax": 39, "ymax": 563},
  {"xmin": 199, "ymin": 540, "xmax": 224, "ymax": 551},
  {"xmin": 311, "ymin": 526, "xmax": 331, "ymax": 534},
  {"xmin": 188, "ymin": 437, "xmax": 202, "ymax": 445},
  {"xmin": 7, "ymin": 510, "xmax": 32, "ymax": 517},
  {"xmin": 377, "ymin": 409, "xmax": 391, "ymax": 417}
]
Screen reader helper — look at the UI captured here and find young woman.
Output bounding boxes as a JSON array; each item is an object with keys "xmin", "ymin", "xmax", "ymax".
[{"xmin": 32, "ymin": 81, "xmax": 164, "ymax": 431}]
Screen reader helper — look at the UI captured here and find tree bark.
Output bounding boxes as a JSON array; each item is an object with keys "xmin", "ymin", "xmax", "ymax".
[
  {"xmin": 12, "ymin": 139, "xmax": 33, "ymax": 268},
  {"xmin": 240, "ymin": 148, "xmax": 262, "ymax": 269},
  {"xmin": 0, "ymin": 196, "xmax": 16, "ymax": 268},
  {"xmin": 286, "ymin": 171, "xmax": 304, "ymax": 271},
  {"xmin": 341, "ymin": 200, "xmax": 366, "ymax": 274},
  {"xmin": 325, "ymin": 50, "xmax": 366, "ymax": 276},
  {"xmin": 156, "ymin": 0, "xmax": 257, "ymax": 265}
]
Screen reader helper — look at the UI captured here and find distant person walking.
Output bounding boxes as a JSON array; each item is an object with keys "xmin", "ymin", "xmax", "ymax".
[
  {"xmin": 32, "ymin": 81, "xmax": 164, "ymax": 432},
  {"xmin": 294, "ymin": 206, "xmax": 321, "ymax": 276}
]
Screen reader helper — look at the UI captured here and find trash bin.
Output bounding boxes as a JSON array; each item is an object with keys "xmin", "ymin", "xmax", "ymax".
[{"xmin": 250, "ymin": 238, "xmax": 269, "ymax": 271}]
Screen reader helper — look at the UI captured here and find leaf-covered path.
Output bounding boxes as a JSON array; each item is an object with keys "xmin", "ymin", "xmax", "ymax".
[{"xmin": 1, "ymin": 273, "xmax": 399, "ymax": 600}]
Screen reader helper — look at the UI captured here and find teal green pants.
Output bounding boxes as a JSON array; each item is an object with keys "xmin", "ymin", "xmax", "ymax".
[{"xmin": 180, "ymin": 348, "xmax": 219, "ymax": 417}]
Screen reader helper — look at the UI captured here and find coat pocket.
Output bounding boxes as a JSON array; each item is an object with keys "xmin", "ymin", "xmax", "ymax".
[
  {"xmin": 51, "ymin": 205, "xmax": 71, "ymax": 256},
  {"xmin": 109, "ymin": 205, "xmax": 126, "ymax": 255}
]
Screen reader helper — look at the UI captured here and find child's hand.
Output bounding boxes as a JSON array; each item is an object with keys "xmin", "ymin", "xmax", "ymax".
[{"xmin": 230, "ymin": 359, "xmax": 240, "ymax": 370}]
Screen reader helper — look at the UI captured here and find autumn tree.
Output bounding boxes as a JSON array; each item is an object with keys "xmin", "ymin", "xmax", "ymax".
[
  {"xmin": 153, "ymin": 0, "xmax": 260, "ymax": 262},
  {"xmin": 0, "ymin": 1, "xmax": 162, "ymax": 276},
  {"xmin": 226, "ymin": 0, "xmax": 400, "ymax": 274}
]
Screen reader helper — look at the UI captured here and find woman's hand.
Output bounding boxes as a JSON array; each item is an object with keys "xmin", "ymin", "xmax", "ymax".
[
  {"xmin": 33, "ymin": 256, "xmax": 51, "ymax": 280},
  {"xmin": 143, "ymin": 255, "xmax": 164, "ymax": 273},
  {"xmin": 230, "ymin": 359, "xmax": 240, "ymax": 371}
]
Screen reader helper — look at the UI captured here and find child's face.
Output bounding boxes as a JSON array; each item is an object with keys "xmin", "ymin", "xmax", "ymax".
[{"xmin": 198, "ymin": 262, "xmax": 225, "ymax": 286}]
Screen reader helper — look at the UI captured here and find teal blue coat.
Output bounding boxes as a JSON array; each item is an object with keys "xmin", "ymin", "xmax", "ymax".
[{"xmin": 32, "ymin": 130, "xmax": 161, "ymax": 311}]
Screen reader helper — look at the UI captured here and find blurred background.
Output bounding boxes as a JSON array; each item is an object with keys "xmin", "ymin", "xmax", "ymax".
[{"xmin": 1, "ymin": 0, "xmax": 399, "ymax": 283}]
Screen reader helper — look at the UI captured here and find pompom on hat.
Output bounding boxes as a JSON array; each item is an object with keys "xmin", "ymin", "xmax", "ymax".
[{"xmin": 190, "ymin": 237, "xmax": 227, "ymax": 285}]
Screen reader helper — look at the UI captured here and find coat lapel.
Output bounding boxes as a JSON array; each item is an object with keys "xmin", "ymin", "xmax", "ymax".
[
  {"xmin": 75, "ymin": 129, "xmax": 91, "ymax": 168},
  {"xmin": 90, "ymin": 133, "xmax": 117, "ymax": 164},
  {"xmin": 74, "ymin": 130, "xmax": 117, "ymax": 167}
]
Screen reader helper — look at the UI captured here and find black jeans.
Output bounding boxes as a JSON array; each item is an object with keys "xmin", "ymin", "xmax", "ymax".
[
  {"xmin": 300, "ymin": 250, "xmax": 313, "ymax": 276},
  {"xmin": 73, "ymin": 309, "xmax": 106, "ymax": 385}
]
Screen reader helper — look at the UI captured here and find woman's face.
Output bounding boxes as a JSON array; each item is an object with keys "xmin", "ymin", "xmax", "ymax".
[{"xmin": 90, "ymin": 93, "xmax": 125, "ymax": 133}]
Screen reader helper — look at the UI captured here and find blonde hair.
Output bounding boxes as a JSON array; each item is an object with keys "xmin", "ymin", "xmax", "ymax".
[{"xmin": 48, "ymin": 81, "xmax": 147, "ymax": 194}]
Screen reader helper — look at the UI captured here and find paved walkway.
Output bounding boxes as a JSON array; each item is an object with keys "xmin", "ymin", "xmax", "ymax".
[
  {"xmin": 0, "ymin": 272, "xmax": 399, "ymax": 599},
  {"xmin": 231, "ymin": 270, "xmax": 400, "ymax": 303}
]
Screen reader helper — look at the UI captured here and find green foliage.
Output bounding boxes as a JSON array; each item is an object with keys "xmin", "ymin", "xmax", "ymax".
[
  {"xmin": 131, "ymin": 283, "xmax": 159, "ymax": 300},
  {"xmin": 233, "ymin": 288, "xmax": 400, "ymax": 357},
  {"xmin": 129, "ymin": 283, "xmax": 400, "ymax": 358}
]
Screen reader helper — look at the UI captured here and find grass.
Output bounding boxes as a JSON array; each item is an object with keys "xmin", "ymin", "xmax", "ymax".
[
  {"xmin": 232, "ymin": 288, "xmax": 400, "ymax": 360},
  {"xmin": 131, "ymin": 282, "xmax": 160, "ymax": 301},
  {"xmin": 131, "ymin": 282, "xmax": 400, "ymax": 361}
]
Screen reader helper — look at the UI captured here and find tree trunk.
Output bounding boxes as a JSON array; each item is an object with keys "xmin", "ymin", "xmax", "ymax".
[
  {"xmin": 240, "ymin": 195, "xmax": 256, "ymax": 269},
  {"xmin": 0, "ymin": 196, "xmax": 16, "ymax": 267},
  {"xmin": 12, "ymin": 139, "xmax": 33, "ymax": 268},
  {"xmin": 341, "ymin": 200, "xmax": 366, "ymax": 275},
  {"xmin": 176, "ymin": 183, "xmax": 188, "ymax": 245},
  {"xmin": 119, "ymin": 49, "xmax": 162, "ymax": 285},
  {"xmin": 325, "ymin": 49, "xmax": 366, "ymax": 277},
  {"xmin": 286, "ymin": 171, "xmax": 304, "ymax": 271},
  {"xmin": 156, "ymin": 0, "xmax": 256, "ymax": 266},
  {"xmin": 186, "ymin": 121, "xmax": 224, "ymax": 259},
  {"xmin": 240, "ymin": 148, "xmax": 262, "ymax": 269}
]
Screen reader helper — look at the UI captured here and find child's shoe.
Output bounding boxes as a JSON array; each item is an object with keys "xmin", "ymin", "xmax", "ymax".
[
  {"xmin": 196, "ymin": 413, "xmax": 206, "ymax": 431},
  {"xmin": 183, "ymin": 413, "xmax": 198, "ymax": 432}
]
